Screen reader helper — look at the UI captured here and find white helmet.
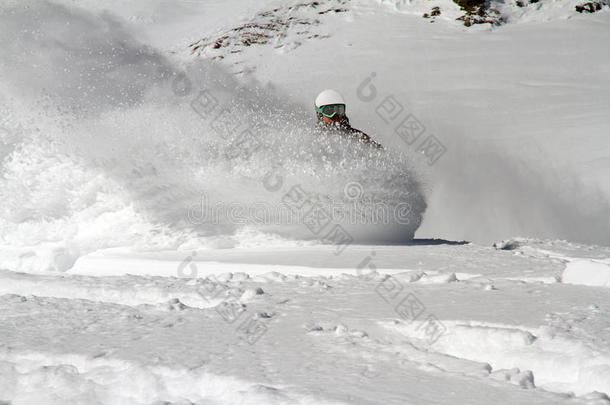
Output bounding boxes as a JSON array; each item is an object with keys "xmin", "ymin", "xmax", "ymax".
[{"xmin": 315, "ymin": 89, "xmax": 345, "ymax": 108}]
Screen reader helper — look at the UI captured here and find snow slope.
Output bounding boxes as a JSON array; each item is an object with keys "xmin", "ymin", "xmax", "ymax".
[
  {"xmin": 1, "ymin": 0, "xmax": 609, "ymax": 404},
  {"xmin": 2, "ymin": 240, "xmax": 610, "ymax": 404}
]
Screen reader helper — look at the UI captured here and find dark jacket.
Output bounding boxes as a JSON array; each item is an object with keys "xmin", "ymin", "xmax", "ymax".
[{"xmin": 319, "ymin": 116, "xmax": 383, "ymax": 149}]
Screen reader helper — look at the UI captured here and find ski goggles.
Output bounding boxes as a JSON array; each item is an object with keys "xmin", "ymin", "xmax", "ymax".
[{"xmin": 315, "ymin": 104, "xmax": 346, "ymax": 118}]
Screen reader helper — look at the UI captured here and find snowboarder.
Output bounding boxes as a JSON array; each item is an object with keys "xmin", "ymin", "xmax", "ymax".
[{"xmin": 315, "ymin": 89, "xmax": 383, "ymax": 149}]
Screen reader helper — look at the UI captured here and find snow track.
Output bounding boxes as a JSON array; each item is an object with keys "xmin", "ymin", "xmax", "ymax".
[
  {"xmin": 0, "ymin": 270, "xmax": 222, "ymax": 309},
  {"xmin": 2, "ymin": 241, "xmax": 610, "ymax": 404},
  {"xmin": 387, "ymin": 319, "xmax": 610, "ymax": 396}
]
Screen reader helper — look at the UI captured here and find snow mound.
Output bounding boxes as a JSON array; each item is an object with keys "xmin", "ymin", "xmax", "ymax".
[
  {"xmin": 493, "ymin": 239, "xmax": 610, "ymax": 288},
  {"xmin": 562, "ymin": 259, "xmax": 610, "ymax": 288},
  {"xmin": 490, "ymin": 368, "xmax": 536, "ymax": 389},
  {"xmin": 0, "ymin": 350, "xmax": 345, "ymax": 405}
]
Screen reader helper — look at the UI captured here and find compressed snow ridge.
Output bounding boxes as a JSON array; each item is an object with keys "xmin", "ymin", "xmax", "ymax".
[{"xmin": 384, "ymin": 319, "xmax": 610, "ymax": 397}]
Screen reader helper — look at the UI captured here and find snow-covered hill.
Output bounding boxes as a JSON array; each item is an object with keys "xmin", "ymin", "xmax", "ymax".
[{"xmin": 0, "ymin": 0, "xmax": 609, "ymax": 403}]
